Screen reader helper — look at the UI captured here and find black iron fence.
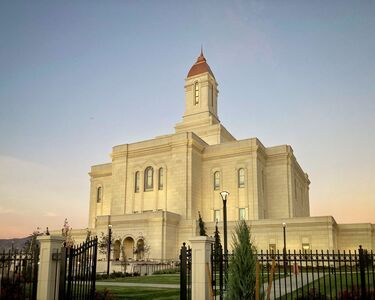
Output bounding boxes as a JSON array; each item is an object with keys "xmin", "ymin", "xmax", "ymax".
[
  {"xmin": 0, "ymin": 246, "xmax": 39, "ymax": 300},
  {"xmin": 211, "ymin": 245, "xmax": 375, "ymax": 299},
  {"xmin": 180, "ymin": 243, "xmax": 192, "ymax": 300},
  {"xmin": 211, "ymin": 243, "xmax": 224, "ymax": 299},
  {"xmin": 58, "ymin": 237, "xmax": 98, "ymax": 300}
]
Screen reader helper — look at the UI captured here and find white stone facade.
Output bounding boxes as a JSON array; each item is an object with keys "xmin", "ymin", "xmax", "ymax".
[{"xmin": 83, "ymin": 52, "xmax": 374, "ymax": 260}]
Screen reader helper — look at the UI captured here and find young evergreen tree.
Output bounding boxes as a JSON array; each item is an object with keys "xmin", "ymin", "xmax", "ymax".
[
  {"xmin": 213, "ymin": 222, "xmax": 222, "ymax": 268},
  {"xmin": 198, "ymin": 211, "xmax": 207, "ymax": 236},
  {"xmin": 98, "ymin": 231, "xmax": 114, "ymax": 255},
  {"xmin": 227, "ymin": 220, "xmax": 257, "ymax": 300}
]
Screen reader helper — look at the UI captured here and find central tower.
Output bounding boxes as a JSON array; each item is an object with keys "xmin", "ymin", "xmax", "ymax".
[{"xmin": 175, "ymin": 50, "xmax": 236, "ymax": 145}]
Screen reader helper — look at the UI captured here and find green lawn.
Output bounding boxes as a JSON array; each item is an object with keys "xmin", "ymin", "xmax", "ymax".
[
  {"xmin": 96, "ymin": 286, "xmax": 179, "ymax": 300},
  {"xmin": 280, "ymin": 273, "xmax": 374, "ymax": 299},
  {"xmin": 100, "ymin": 274, "xmax": 180, "ymax": 285}
]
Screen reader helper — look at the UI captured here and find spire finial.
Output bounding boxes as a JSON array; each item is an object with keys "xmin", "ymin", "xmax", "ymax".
[{"xmin": 196, "ymin": 45, "xmax": 206, "ymax": 63}]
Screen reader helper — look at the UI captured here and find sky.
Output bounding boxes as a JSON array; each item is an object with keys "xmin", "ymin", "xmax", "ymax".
[{"xmin": 0, "ymin": 1, "xmax": 374, "ymax": 239}]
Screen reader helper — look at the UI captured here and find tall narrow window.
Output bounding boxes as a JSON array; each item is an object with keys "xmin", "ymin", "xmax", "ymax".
[
  {"xmin": 238, "ymin": 168, "xmax": 245, "ymax": 188},
  {"xmin": 302, "ymin": 243, "xmax": 310, "ymax": 256},
  {"xmin": 134, "ymin": 171, "xmax": 140, "ymax": 193},
  {"xmin": 194, "ymin": 82, "xmax": 199, "ymax": 105},
  {"xmin": 269, "ymin": 244, "xmax": 276, "ymax": 253},
  {"xmin": 239, "ymin": 208, "xmax": 246, "ymax": 220},
  {"xmin": 144, "ymin": 167, "xmax": 153, "ymax": 191},
  {"xmin": 96, "ymin": 186, "xmax": 102, "ymax": 203},
  {"xmin": 158, "ymin": 168, "xmax": 164, "ymax": 190},
  {"xmin": 211, "ymin": 85, "xmax": 214, "ymax": 107},
  {"xmin": 214, "ymin": 209, "xmax": 221, "ymax": 222},
  {"xmin": 213, "ymin": 171, "xmax": 220, "ymax": 190}
]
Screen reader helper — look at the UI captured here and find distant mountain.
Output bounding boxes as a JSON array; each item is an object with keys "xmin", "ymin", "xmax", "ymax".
[{"xmin": 0, "ymin": 237, "xmax": 31, "ymax": 251}]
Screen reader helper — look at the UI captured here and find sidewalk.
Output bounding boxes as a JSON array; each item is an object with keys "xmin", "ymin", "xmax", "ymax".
[
  {"xmin": 263, "ymin": 273, "xmax": 324, "ymax": 299},
  {"xmin": 96, "ymin": 281, "xmax": 180, "ymax": 289}
]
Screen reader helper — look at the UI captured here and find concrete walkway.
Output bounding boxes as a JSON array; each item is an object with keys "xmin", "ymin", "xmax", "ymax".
[
  {"xmin": 96, "ymin": 281, "xmax": 180, "ymax": 289},
  {"xmin": 263, "ymin": 273, "xmax": 324, "ymax": 299}
]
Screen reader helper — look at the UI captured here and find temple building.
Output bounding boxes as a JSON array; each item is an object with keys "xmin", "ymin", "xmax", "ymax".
[{"xmin": 81, "ymin": 51, "xmax": 374, "ymax": 261}]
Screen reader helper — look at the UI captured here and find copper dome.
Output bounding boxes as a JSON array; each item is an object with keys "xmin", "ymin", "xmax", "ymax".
[{"xmin": 187, "ymin": 50, "xmax": 215, "ymax": 78}]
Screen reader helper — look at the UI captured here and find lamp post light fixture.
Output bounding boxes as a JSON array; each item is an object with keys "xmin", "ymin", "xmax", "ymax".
[
  {"xmin": 107, "ymin": 224, "xmax": 112, "ymax": 276},
  {"xmin": 220, "ymin": 191, "xmax": 230, "ymax": 284},
  {"xmin": 282, "ymin": 222, "xmax": 287, "ymax": 275}
]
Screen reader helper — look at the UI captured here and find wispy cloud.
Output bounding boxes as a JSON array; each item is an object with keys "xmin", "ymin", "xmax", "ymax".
[
  {"xmin": 0, "ymin": 155, "xmax": 88, "ymax": 238},
  {"xmin": 44, "ymin": 211, "xmax": 58, "ymax": 217},
  {"xmin": 0, "ymin": 206, "xmax": 16, "ymax": 214}
]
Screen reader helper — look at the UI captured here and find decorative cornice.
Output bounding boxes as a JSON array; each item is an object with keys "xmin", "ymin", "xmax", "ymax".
[{"xmin": 89, "ymin": 171, "xmax": 112, "ymax": 178}]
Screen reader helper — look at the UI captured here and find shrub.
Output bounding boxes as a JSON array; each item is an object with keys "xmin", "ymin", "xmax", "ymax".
[
  {"xmin": 95, "ymin": 288, "xmax": 114, "ymax": 300},
  {"xmin": 153, "ymin": 267, "xmax": 179, "ymax": 275}
]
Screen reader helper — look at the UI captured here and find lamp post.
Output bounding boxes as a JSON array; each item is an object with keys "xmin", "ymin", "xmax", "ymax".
[
  {"xmin": 282, "ymin": 222, "xmax": 287, "ymax": 275},
  {"xmin": 220, "ymin": 191, "xmax": 230, "ymax": 283},
  {"xmin": 107, "ymin": 224, "xmax": 112, "ymax": 276}
]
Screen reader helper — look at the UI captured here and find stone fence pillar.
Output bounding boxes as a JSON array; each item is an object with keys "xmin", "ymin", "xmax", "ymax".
[
  {"xmin": 189, "ymin": 236, "xmax": 214, "ymax": 300},
  {"xmin": 37, "ymin": 235, "xmax": 65, "ymax": 300}
]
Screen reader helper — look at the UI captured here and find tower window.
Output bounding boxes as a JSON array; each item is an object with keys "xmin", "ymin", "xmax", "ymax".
[
  {"xmin": 194, "ymin": 82, "xmax": 199, "ymax": 105},
  {"xmin": 144, "ymin": 167, "xmax": 154, "ymax": 191},
  {"xmin": 213, "ymin": 171, "xmax": 220, "ymax": 190},
  {"xmin": 211, "ymin": 85, "xmax": 214, "ymax": 106},
  {"xmin": 238, "ymin": 168, "xmax": 245, "ymax": 188},
  {"xmin": 96, "ymin": 186, "xmax": 102, "ymax": 203},
  {"xmin": 158, "ymin": 168, "xmax": 164, "ymax": 190},
  {"xmin": 135, "ymin": 171, "xmax": 140, "ymax": 193}
]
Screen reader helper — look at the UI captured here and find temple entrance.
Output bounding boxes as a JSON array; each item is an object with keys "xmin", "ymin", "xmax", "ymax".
[{"xmin": 124, "ymin": 237, "xmax": 135, "ymax": 260}]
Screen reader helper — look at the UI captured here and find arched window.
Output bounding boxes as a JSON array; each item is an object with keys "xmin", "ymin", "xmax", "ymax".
[
  {"xmin": 113, "ymin": 240, "xmax": 121, "ymax": 261},
  {"xmin": 144, "ymin": 167, "xmax": 153, "ymax": 191},
  {"xmin": 213, "ymin": 171, "xmax": 220, "ymax": 190},
  {"xmin": 158, "ymin": 168, "xmax": 164, "ymax": 190},
  {"xmin": 194, "ymin": 82, "xmax": 199, "ymax": 105},
  {"xmin": 135, "ymin": 239, "xmax": 145, "ymax": 260},
  {"xmin": 134, "ymin": 171, "xmax": 140, "ymax": 193},
  {"xmin": 96, "ymin": 186, "xmax": 102, "ymax": 203},
  {"xmin": 238, "ymin": 168, "xmax": 245, "ymax": 188}
]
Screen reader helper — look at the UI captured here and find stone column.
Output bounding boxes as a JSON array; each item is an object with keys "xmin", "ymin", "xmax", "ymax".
[
  {"xmin": 37, "ymin": 235, "xmax": 64, "ymax": 300},
  {"xmin": 189, "ymin": 236, "xmax": 214, "ymax": 300}
]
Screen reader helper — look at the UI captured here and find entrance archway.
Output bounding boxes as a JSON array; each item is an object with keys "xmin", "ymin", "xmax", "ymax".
[{"xmin": 123, "ymin": 237, "xmax": 135, "ymax": 260}]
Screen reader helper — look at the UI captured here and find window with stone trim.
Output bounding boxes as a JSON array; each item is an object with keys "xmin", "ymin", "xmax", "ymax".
[
  {"xmin": 239, "ymin": 208, "xmax": 246, "ymax": 220},
  {"xmin": 213, "ymin": 171, "xmax": 220, "ymax": 190},
  {"xmin": 214, "ymin": 209, "xmax": 221, "ymax": 222},
  {"xmin": 238, "ymin": 168, "xmax": 245, "ymax": 188},
  {"xmin": 302, "ymin": 243, "xmax": 310, "ymax": 253},
  {"xmin": 144, "ymin": 167, "xmax": 154, "ymax": 191},
  {"xmin": 96, "ymin": 186, "xmax": 102, "ymax": 203},
  {"xmin": 158, "ymin": 167, "xmax": 164, "ymax": 190},
  {"xmin": 194, "ymin": 82, "xmax": 199, "ymax": 105},
  {"xmin": 134, "ymin": 171, "xmax": 140, "ymax": 193}
]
